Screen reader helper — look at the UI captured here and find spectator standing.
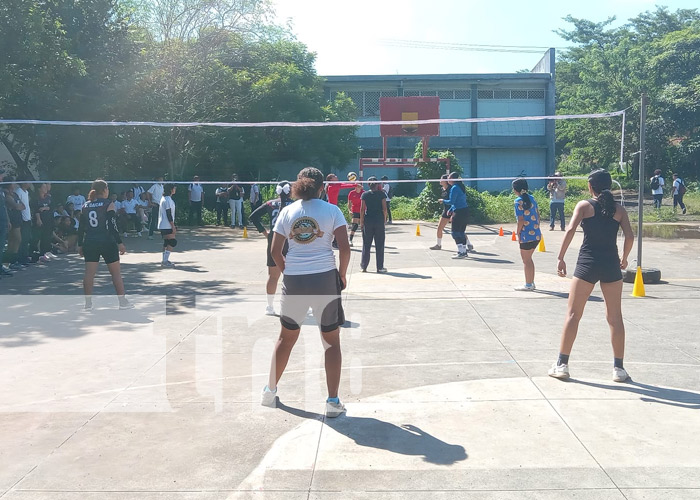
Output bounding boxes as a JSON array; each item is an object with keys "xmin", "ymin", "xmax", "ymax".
[
  {"xmin": 147, "ymin": 176, "xmax": 164, "ymax": 239},
  {"xmin": 0, "ymin": 169, "xmax": 13, "ymax": 277},
  {"xmin": 188, "ymin": 175, "xmax": 204, "ymax": 226},
  {"xmin": 228, "ymin": 174, "xmax": 244, "ymax": 229},
  {"xmin": 381, "ymin": 175, "xmax": 393, "ymax": 224},
  {"xmin": 360, "ymin": 177, "xmax": 388, "ymax": 272},
  {"xmin": 250, "ymin": 181, "xmax": 262, "ymax": 214},
  {"xmin": 671, "ymin": 173, "xmax": 687, "ymax": 214},
  {"xmin": 33, "ymin": 183, "xmax": 55, "ymax": 260},
  {"xmin": 4, "ymin": 177, "xmax": 26, "ymax": 269},
  {"xmin": 347, "ymin": 183, "xmax": 364, "ymax": 246},
  {"xmin": 15, "ymin": 180, "xmax": 32, "ymax": 265},
  {"xmin": 215, "ymin": 184, "xmax": 229, "ymax": 226},
  {"xmin": 66, "ymin": 188, "xmax": 86, "ymax": 211},
  {"xmin": 650, "ymin": 169, "xmax": 664, "ymax": 209},
  {"xmin": 547, "ymin": 172, "xmax": 567, "ymax": 231}
]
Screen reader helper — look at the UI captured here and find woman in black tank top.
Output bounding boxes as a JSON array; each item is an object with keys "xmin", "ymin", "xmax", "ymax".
[{"xmin": 548, "ymin": 170, "xmax": 634, "ymax": 383}]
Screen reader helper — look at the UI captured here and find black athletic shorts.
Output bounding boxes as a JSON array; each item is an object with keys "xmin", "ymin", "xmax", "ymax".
[
  {"xmin": 83, "ymin": 240, "xmax": 119, "ymax": 264},
  {"xmin": 266, "ymin": 232, "xmax": 289, "ymax": 267},
  {"xmin": 280, "ymin": 269, "xmax": 345, "ymax": 333},
  {"xmin": 352, "ymin": 212, "xmax": 360, "ymax": 219},
  {"xmin": 519, "ymin": 240, "xmax": 539, "ymax": 251},
  {"xmin": 574, "ymin": 253, "xmax": 622, "ymax": 284},
  {"xmin": 441, "ymin": 207, "xmax": 451, "ymax": 219},
  {"xmin": 160, "ymin": 229, "xmax": 174, "ymax": 237}
]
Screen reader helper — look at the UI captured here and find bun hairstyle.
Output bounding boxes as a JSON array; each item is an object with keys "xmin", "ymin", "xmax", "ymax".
[
  {"xmin": 367, "ymin": 176, "xmax": 380, "ymax": 191},
  {"xmin": 512, "ymin": 178, "xmax": 532, "ymax": 210},
  {"xmin": 588, "ymin": 169, "xmax": 616, "ymax": 218},
  {"xmin": 448, "ymin": 171, "xmax": 466, "ymax": 194},
  {"xmin": 293, "ymin": 167, "xmax": 325, "ymax": 201},
  {"xmin": 163, "ymin": 183, "xmax": 175, "ymax": 196},
  {"xmin": 88, "ymin": 179, "xmax": 108, "ymax": 201},
  {"xmin": 276, "ymin": 180, "xmax": 291, "ymax": 200}
]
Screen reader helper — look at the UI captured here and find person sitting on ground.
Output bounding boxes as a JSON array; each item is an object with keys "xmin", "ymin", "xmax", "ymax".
[{"xmin": 53, "ymin": 203, "xmax": 69, "ymax": 219}]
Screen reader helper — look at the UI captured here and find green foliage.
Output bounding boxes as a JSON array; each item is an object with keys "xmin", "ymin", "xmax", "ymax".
[{"xmin": 555, "ymin": 7, "xmax": 700, "ymax": 182}]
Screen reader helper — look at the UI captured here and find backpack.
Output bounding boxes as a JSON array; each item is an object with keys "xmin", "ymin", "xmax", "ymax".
[
  {"xmin": 650, "ymin": 176, "xmax": 660, "ymax": 190},
  {"xmin": 678, "ymin": 179, "xmax": 687, "ymax": 196}
]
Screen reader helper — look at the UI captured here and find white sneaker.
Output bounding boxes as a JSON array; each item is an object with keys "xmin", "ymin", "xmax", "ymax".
[
  {"xmin": 467, "ymin": 243, "xmax": 474, "ymax": 252},
  {"xmin": 514, "ymin": 283, "xmax": 536, "ymax": 291},
  {"xmin": 136, "ymin": 232, "xmax": 142, "ymax": 237},
  {"xmin": 46, "ymin": 252, "xmax": 58, "ymax": 259},
  {"xmin": 84, "ymin": 301, "xmax": 93, "ymax": 311},
  {"xmin": 548, "ymin": 362, "xmax": 570, "ymax": 380},
  {"xmin": 613, "ymin": 367, "xmax": 629, "ymax": 383},
  {"xmin": 265, "ymin": 305, "xmax": 276, "ymax": 316},
  {"xmin": 325, "ymin": 400, "xmax": 346, "ymax": 418},
  {"xmin": 161, "ymin": 260, "xmax": 175, "ymax": 268},
  {"xmin": 119, "ymin": 299, "xmax": 135, "ymax": 310},
  {"xmin": 349, "ymin": 241, "xmax": 353, "ymax": 247},
  {"xmin": 261, "ymin": 386, "xmax": 277, "ymax": 407}
]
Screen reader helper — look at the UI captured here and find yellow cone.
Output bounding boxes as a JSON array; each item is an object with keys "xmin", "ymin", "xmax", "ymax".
[
  {"xmin": 632, "ymin": 266, "xmax": 646, "ymax": 297},
  {"xmin": 243, "ymin": 226, "xmax": 248, "ymax": 238},
  {"xmin": 538, "ymin": 237, "xmax": 546, "ymax": 252},
  {"xmin": 415, "ymin": 224, "xmax": 421, "ymax": 236}
]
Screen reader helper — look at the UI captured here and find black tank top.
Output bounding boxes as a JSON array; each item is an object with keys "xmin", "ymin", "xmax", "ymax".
[
  {"xmin": 580, "ymin": 199, "xmax": 619, "ymax": 256},
  {"xmin": 82, "ymin": 198, "xmax": 113, "ymax": 242}
]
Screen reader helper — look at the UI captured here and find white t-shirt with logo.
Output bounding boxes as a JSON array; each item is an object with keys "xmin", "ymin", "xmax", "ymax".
[
  {"xmin": 273, "ymin": 199, "xmax": 346, "ymax": 276},
  {"xmin": 158, "ymin": 196, "xmax": 176, "ymax": 230},
  {"xmin": 189, "ymin": 183, "xmax": 204, "ymax": 202}
]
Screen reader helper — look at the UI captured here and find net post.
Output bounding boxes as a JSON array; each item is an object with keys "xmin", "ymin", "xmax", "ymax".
[
  {"xmin": 637, "ymin": 94, "xmax": 647, "ymax": 268},
  {"xmin": 382, "ymin": 137, "xmax": 387, "ymax": 161}
]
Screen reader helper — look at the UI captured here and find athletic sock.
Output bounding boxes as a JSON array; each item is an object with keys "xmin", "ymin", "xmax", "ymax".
[
  {"xmin": 437, "ymin": 237, "xmax": 442, "ymax": 245},
  {"xmin": 118, "ymin": 295, "xmax": 128, "ymax": 306},
  {"xmin": 557, "ymin": 353, "xmax": 569, "ymax": 366},
  {"xmin": 267, "ymin": 294, "xmax": 274, "ymax": 308},
  {"xmin": 84, "ymin": 295, "xmax": 93, "ymax": 306},
  {"xmin": 614, "ymin": 357, "xmax": 624, "ymax": 369},
  {"xmin": 162, "ymin": 250, "xmax": 170, "ymax": 263},
  {"xmin": 327, "ymin": 397, "xmax": 340, "ymax": 403}
]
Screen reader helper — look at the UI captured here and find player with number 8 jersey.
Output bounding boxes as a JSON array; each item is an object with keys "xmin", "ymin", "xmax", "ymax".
[{"xmin": 78, "ymin": 179, "xmax": 133, "ymax": 310}]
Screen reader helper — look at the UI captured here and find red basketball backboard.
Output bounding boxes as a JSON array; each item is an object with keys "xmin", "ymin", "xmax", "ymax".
[{"xmin": 380, "ymin": 96, "xmax": 440, "ymax": 137}]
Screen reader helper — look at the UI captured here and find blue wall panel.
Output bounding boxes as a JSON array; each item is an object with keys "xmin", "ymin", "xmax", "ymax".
[
  {"xmin": 476, "ymin": 149, "xmax": 546, "ymax": 192},
  {"xmin": 477, "ymin": 100, "xmax": 545, "ymax": 136}
]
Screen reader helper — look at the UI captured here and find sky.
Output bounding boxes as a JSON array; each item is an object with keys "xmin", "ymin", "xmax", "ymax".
[{"xmin": 272, "ymin": 0, "xmax": 699, "ymax": 75}]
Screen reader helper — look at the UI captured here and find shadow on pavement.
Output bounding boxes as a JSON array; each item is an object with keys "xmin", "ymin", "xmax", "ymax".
[
  {"xmin": 277, "ymin": 401, "xmax": 468, "ymax": 465},
  {"xmin": 532, "ymin": 289, "xmax": 604, "ymax": 302},
  {"xmin": 571, "ymin": 379, "xmax": 700, "ymax": 409}
]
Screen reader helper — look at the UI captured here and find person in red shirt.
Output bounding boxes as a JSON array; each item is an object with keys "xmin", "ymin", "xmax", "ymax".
[
  {"xmin": 347, "ymin": 183, "xmax": 364, "ymax": 246},
  {"xmin": 325, "ymin": 174, "xmax": 356, "ymax": 205}
]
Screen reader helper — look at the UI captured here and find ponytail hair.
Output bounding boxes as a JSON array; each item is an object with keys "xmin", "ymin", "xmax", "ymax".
[
  {"xmin": 448, "ymin": 171, "xmax": 466, "ymax": 194},
  {"xmin": 512, "ymin": 178, "xmax": 532, "ymax": 210},
  {"xmin": 588, "ymin": 169, "xmax": 616, "ymax": 218},
  {"xmin": 293, "ymin": 167, "xmax": 325, "ymax": 201},
  {"xmin": 88, "ymin": 179, "xmax": 108, "ymax": 201}
]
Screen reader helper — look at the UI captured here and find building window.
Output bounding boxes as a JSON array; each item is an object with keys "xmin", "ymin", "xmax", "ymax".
[
  {"xmin": 455, "ymin": 89, "xmax": 471, "ymax": 99},
  {"xmin": 478, "ymin": 90, "xmax": 494, "ymax": 99},
  {"xmin": 527, "ymin": 89, "xmax": 545, "ymax": 99},
  {"xmin": 511, "ymin": 90, "xmax": 528, "ymax": 99},
  {"xmin": 364, "ymin": 91, "xmax": 380, "ymax": 116},
  {"xmin": 438, "ymin": 90, "xmax": 454, "ymax": 100},
  {"xmin": 403, "ymin": 90, "xmax": 419, "ymax": 97},
  {"xmin": 494, "ymin": 90, "xmax": 510, "ymax": 99},
  {"xmin": 381, "ymin": 90, "xmax": 398, "ymax": 97}
]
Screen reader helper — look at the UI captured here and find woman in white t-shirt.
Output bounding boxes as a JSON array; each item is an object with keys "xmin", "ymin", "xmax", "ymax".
[{"xmin": 261, "ymin": 167, "xmax": 350, "ymax": 418}]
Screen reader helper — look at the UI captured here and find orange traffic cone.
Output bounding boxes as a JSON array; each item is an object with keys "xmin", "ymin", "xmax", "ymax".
[
  {"xmin": 498, "ymin": 227, "xmax": 504, "ymax": 237},
  {"xmin": 511, "ymin": 231, "xmax": 517, "ymax": 241},
  {"xmin": 631, "ymin": 267, "xmax": 646, "ymax": 297},
  {"xmin": 243, "ymin": 226, "xmax": 248, "ymax": 238},
  {"xmin": 415, "ymin": 224, "xmax": 421, "ymax": 236},
  {"xmin": 538, "ymin": 237, "xmax": 546, "ymax": 252}
]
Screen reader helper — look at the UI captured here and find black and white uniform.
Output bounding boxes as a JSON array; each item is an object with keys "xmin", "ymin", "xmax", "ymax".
[
  {"xmin": 440, "ymin": 186, "xmax": 451, "ymax": 219},
  {"xmin": 78, "ymin": 198, "xmax": 121, "ymax": 264},
  {"xmin": 250, "ymin": 198, "xmax": 293, "ymax": 267},
  {"xmin": 574, "ymin": 199, "xmax": 622, "ymax": 284}
]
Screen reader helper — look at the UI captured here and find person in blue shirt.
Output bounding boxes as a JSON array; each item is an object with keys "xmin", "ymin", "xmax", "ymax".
[
  {"xmin": 438, "ymin": 172, "xmax": 469, "ymax": 258},
  {"xmin": 512, "ymin": 178, "xmax": 542, "ymax": 291}
]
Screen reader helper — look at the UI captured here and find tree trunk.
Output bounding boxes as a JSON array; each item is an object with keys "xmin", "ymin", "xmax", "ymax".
[{"xmin": 0, "ymin": 134, "xmax": 36, "ymax": 180}]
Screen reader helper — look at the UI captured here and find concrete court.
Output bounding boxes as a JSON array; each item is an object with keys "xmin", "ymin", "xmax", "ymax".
[{"xmin": 1, "ymin": 222, "xmax": 699, "ymax": 500}]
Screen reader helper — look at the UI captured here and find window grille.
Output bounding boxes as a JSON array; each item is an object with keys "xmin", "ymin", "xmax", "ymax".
[
  {"xmin": 455, "ymin": 89, "xmax": 471, "ymax": 99},
  {"xmin": 403, "ymin": 90, "xmax": 419, "ymax": 97},
  {"xmin": 494, "ymin": 90, "xmax": 510, "ymax": 99},
  {"xmin": 478, "ymin": 90, "xmax": 494, "ymax": 99},
  {"xmin": 511, "ymin": 90, "xmax": 528, "ymax": 99},
  {"xmin": 364, "ymin": 91, "xmax": 380, "ymax": 116},
  {"xmin": 527, "ymin": 89, "xmax": 545, "ymax": 99},
  {"xmin": 438, "ymin": 90, "xmax": 455, "ymax": 100}
]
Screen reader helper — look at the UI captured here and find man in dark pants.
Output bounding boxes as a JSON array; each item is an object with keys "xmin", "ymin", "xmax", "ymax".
[
  {"xmin": 188, "ymin": 175, "xmax": 204, "ymax": 225},
  {"xmin": 360, "ymin": 176, "xmax": 388, "ymax": 273}
]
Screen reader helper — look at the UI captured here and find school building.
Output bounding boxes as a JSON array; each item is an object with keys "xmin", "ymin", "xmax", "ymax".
[{"xmin": 322, "ymin": 49, "xmax": 555, "ymax": 192}]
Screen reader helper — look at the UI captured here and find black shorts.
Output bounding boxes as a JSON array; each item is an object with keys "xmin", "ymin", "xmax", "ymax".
[
  {"xmin": 574, "ymin": 254, "xmax": 622, "ymax": 284},
  {"xmin": 83, "ymin": 240, "xmax": 119, "ymax": 264},
  {"xmin": 441, "ymin": 206, "xmax": 451, "ymax": 219},
  {"xmin": 160, "ymin": 229, "xmax": 174, "ymax": 237},
  {"xmin": 352, "ymin": 212, "xmax": 360, "ymax": 219},
  {"xmin": 519, "ymin": 240, "xmax": 539, "ymax": 251},
  {"xmin": 266, "ymin": 232, "xmax": 289, "ymax": 267},
  {"xmin": 280, "ymin": 269, "xmax": 345, "ymax": 333}
]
